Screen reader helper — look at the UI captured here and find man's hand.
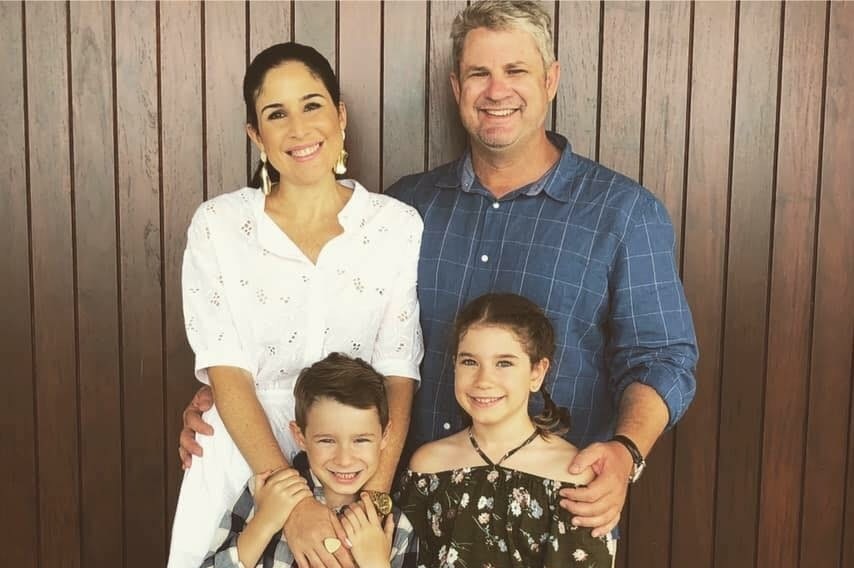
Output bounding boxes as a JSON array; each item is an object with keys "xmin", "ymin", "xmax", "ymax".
[
  {"xmin": 284, "ymin": 498, "xmax": 355, "ymax": 568},
  {"xmin": 341, "ymin": 493, "xmax": 394, "ymax": 568},
  {"xmin": 559, "ymin": 441, "xmax": 633, "ymax": 537},
  {"xmin": 178, "ymin": 385, "xmax": 214, "ymax": 470}
]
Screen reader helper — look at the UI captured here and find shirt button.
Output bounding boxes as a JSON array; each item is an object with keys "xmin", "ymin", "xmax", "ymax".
[
  {"xmin": 492, "ymin": 202, "xmax": 500, "ymax": 209},
  {"xmin": 480, "ymin": 254, "xmax": 489, "ymax": 263},
  {"xmin": 443, "ymin": 422, "xmax": 451, "ymax": 430}
]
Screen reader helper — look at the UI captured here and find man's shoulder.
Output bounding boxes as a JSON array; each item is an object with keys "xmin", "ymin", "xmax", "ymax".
[{"xmin": 385, "ymin": 160, "xmax": 459, "ymax": 206}]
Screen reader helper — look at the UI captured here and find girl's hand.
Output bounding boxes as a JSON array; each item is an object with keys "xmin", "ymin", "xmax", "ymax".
[
  {"xmin": 253, "ymin": 468, "xmax": 313, "ymax": 534},
  {"xmin": 341, "ymin": 492, "xmax": 394, "ymax": 568}
]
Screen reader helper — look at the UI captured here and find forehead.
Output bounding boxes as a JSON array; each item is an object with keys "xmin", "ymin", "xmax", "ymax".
[
  {"xmin": 304, "ymin": 398, "xmax": 382, "ymax": 433},
  {"xmin": 459, "ymin": 324, "xmax": 526, "ymax": 353},
  {"xmin": 459, "ymin": 26, "xmax": 542, "ymax": 68},
  {"xmin": 256, "ymin": 61, "xmax": 329, "ymax": 104}
]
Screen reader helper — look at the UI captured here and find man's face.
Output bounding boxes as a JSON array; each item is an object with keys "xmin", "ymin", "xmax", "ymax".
[{"xmin": 451, "ymin": 26, "xmax": 559, "ymax": 155}]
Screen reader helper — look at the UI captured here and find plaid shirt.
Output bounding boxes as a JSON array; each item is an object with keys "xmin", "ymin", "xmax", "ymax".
[
  {"xmin": 201, "ymin": 453, "xmax": 418, "ymax": 568},
  {"xmin": 387, "ymin": 132, "xmax": 698, "ymax": 449}
]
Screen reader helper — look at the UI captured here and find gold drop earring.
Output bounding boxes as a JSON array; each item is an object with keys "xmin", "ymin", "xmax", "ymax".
[
  {"xmin": 333, "ymin": 130, "xmax": 348, "ymax": 175},
  {"xmin": 260, "ymin": 150, "xmax": 272, "ymax": 195}
]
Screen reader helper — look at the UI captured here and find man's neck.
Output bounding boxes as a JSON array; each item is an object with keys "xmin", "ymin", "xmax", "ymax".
[{"xmin": 470, "ymin": 132, "xmax": 561, "ymax": 199}]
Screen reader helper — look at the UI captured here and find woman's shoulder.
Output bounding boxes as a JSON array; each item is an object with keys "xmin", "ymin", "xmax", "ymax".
[
  {"xmin": 191, "ymin": 187, "xmax": 259, "ymax": 224},
  {"xmin": 408, "ymin": 432, "xmax": 468, "ymax": 474}
]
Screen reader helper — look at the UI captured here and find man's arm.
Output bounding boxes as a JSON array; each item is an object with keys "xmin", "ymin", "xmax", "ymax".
[{"xmin": 362, "ymin": 376, "xmax": 416, "ymax": 492}]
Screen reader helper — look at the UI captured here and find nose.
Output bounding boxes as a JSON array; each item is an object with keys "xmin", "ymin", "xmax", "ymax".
[
  {"xmin": 483, "ymin": 75, "xmax": 513, "ymax": 102},
  {"xmin": 473, "ymin": 366, "xmax": 492, "ymax": 388},
  {"xmin": 335, "ymin": 444, "xmax": 356, "ymax": 466},
  {"xmin": 287, "ymin": 113, "xmax": 309, "ymax": 139}
]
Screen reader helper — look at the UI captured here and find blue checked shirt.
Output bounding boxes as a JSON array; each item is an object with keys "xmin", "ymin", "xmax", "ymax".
[{"xmin": 387, "ymin": 133, "xmax": 698, "ymax": 449}]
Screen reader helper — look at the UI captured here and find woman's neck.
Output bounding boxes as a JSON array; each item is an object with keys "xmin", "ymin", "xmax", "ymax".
[{"xmin": 266, "ymin": 177, "xmax": 350, "ymax": 221}]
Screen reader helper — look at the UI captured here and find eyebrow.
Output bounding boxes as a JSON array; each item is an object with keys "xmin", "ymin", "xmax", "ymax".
[
  {"xmin": 457, "ymin": 351, "xmax": 520, "ymax": 358},
  {"xmin": 261, "ymin": 93, "xmax": 325, "ymax": 114},
  {"xmin": 311, "ymin": 432, "xmax": 377, "ymax": 438}
]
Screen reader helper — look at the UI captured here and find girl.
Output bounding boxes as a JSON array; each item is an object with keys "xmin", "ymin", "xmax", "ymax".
[{"xmin": 399, "ymin": 293, "xmax": 613, "ymax": 567}]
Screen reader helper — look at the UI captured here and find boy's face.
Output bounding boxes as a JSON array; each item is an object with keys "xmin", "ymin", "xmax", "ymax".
[{"xmin": 290, "ymin": 398, "xmax": 388, "ymax": 500}]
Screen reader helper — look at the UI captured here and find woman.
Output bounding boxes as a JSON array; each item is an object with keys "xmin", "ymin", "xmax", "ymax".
[{"xmin": 168, "ymin": 43, "xmax": 423, "ymax": 568}]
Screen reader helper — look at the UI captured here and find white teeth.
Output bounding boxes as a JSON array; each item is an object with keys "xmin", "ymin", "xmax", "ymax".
[
  {"xmin": 472, "ymin": 396, "xmax": 503, "ymax": 403},
  {"xmin": 483, "ymin": 109, "xmax": 515, "ymax": 117},
  {"xmin": 291, "ymin": 143, "xmax": 320, "ymax": 157},
  {"xmin": 331, "ymin": 471, "xmax": 358, "ymax": 480}
]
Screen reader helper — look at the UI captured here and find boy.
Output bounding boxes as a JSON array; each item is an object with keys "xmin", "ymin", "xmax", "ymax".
[{"xmin": 201, "ymin": 353, "xmax": 417, "ymax": 568}]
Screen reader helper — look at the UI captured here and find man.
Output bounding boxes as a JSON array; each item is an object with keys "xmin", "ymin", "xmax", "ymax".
[{"xmin": 180, "ymin": 1, "xmax": 697, "ymax": 565}]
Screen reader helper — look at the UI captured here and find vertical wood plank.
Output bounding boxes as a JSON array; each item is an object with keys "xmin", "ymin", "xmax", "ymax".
[
  {"xmin": 0, "ymin": 2, "xmax": 38, "ymax": 566},
  {"xmin": 205, "ymin": 1, "xmax": 246, "ymax": 197},
  {"xmin": 339, "ymin": 1, "xmax": 381, "ymax": 192},
  {"xmin": 382, "ymin": 0, "xmax": 427, "ymax": 189},
  {"xmin": 294, "ymin": 0, "xmax": 336, "ymax": 67},
  {"xmin": 160, "ymin": 0, "xmax": 204, "ymax": 537},
  {"xmin": 800, "ymin": 1, "xmax": 853, "ymax": 565},
  {"xmin": 598, "ymin": 0, "xmax": 645, "ymax": 179},
  {"xmin": 845, "ymin": 339, "xmax": 854, "ymax": 568},
  {"xmin": 26, "ymin": 2, "xmax": 81, "ymax": 566},
  {"xmin": 540, "ymin": 0, "xmax": 555, "ymax": 130},
  {"xmin": 555, "ymin": 0, "xmax": 600, "ymax": 160},
  {"xmin": 248, "ymin": 0, "xmax": 292, "ymax": 182},
  {"xmin": 714, "ymin": 3, "xmax": 781, "ymax": 568},
  {"xmin": 427, "ymin": 0, "xmax": 467, "ymax": 168},
  {"xmin": 757, "ymin": 3, "xmax": 827, "ymax": 567},
  {"xmin": 671, "ymin": 3, "xmax": 736, "ymax": 568},
  {"xmin": 629, "ymin": 2, "xmax": 691, "ymax": 566},
  {"xmin": 114, "ymin": 2, "xmax": 166, "ymax": 564},
  {"xmin": 69, "ymin": 2, "xmax": 123, "ymax": 565}
]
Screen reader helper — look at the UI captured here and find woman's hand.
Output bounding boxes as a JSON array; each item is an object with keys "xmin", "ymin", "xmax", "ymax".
[
  {"xmin": 341, "ymin": 493, "xmax": 394, "ymax": 568},
  {"xmin": 252, "ymin": 468, "xmax": 313, "ymax": 534}
]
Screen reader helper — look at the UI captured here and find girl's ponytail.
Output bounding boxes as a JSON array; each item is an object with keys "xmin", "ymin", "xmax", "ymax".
[{"xmin": 532, "ymin": 386, "xmax": 571, "ymax": 438}]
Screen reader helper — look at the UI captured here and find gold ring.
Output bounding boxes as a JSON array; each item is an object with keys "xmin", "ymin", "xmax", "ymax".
[{"xmin": 323, "ymin": 537, "xmax": 341, "ymax": 554}]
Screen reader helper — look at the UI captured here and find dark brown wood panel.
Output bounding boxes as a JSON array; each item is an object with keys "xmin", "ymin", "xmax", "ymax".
[
  {"xmin": 671, "ymin": 3, "xmax": 736, "ymax": 568},
  {"xmin": 554, "ymin": 0, "xmax": 600, "ymax": 160},
  {"xmin": 382, "ymin": 0, "xmax": 427, "ymax": 189},
  {"xmin": 339, "ymin": 1, "xmax": 382, "ymax": 192},
  {"xmin": 714, "ymin": 3, "xmax": 781, "ymax": 567},
  {"xmin": 114, "ymin": 2, "xmax": 166, "ymax": 564},
  {"xmin": 160, "ymin": 0, "xmax": 205, "ymax": 535},
  {"xmin": 69, "ymin": 2, "xmax": 123, "ymax": 565},
  {"xmin": 629, "ymin": 3, "xmax": 691, "ymax": 566},
  {"xmin": 757, "ymin": 3, "xmax": 827, "ymax": 567},
  {"xmin": 204, "ymin": 1, "xmax": 246, "ymax": 197},
  {"xmin": 26, "ymin": 2, "xmax": 81, "ymax": 566},
  {"xmin": 800, "ymin": 1, "xmax": 854, "ymax": 565},
  {"xmin": 427, "ymin": 0, "xmax": 467, "ymax": 168},
  {"xmin": 294, "ymin": 0, "xmax": 336, "ymax": 69},
  {"xmin": 0, "ymin": 2, "xmax": 38, "ymax": 567}
]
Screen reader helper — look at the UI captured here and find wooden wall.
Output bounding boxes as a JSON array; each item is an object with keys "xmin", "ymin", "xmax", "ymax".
[{"xmin": 2, "ymin": 1, "xmax": 852, "ymax": 566}]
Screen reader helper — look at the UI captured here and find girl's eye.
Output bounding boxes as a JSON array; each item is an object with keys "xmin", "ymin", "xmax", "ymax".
[
  {"xmin": 458, "ymin": 358, "xmax": 477, "ymax": 366},
  {"xmin": 496, "ymin": 360, "xmax": 514, "ymax": 368}
]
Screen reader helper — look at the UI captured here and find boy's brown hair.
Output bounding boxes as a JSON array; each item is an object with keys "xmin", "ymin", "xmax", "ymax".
[{"xmin": 293, "ymin": 353, "xmax": 389, "ymax": 430}]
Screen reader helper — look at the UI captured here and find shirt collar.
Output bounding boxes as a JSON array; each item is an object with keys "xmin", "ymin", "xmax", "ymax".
[{"xmin": 436, "ymin": 131, "xmax": 578, "ymax": 203}]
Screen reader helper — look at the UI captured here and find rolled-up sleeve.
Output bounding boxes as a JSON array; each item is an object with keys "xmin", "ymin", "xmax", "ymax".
[
  {"xmin": 183, "ymin": 206, "xmax": 254, "ymax": 384},
  {"xmin": 608, "ymin": 197, "xmax": 698, "ymax": 427},
  {"xmin": 370, "ymin": 213, "xmax": 425, "ymax": 382}
]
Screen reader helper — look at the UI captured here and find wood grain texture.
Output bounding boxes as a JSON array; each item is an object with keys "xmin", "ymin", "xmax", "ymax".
[
  {"xmin": 554, "ymin": 0, "xmax": 600, "ymax": 160},
  {"xmin": 427, "ymin": 0, "xmax": 467, "ymax": 168},
  {"xmin": 799, "ymin": 1, "xmax": 853, "ymax": 565},
  {"xmin": 714, "ymin": 3, "xmax": 781, "ymax": 567},
  {"xmin": 339, "ymin": 1, "xmax": 382, "ymax": 192},
  {"xmin": 382, "ymin": 0, "xmax": 427, "ymax": 189},
  {"xmin": 0, "ymin": 2, "xmax": 38, "ymax": 566},
  {"xmin": 160, "ymin": 0, "xmax": 204, "ymax": 537},
  {"xmin": 628, "ymin": 2, "xmax": 691, "ymax": 566},
  {"xmin": 69, "ymin": 2, "xmax": 123, "ymax": 565},
  {"xmin": 294, "ymin": 0, "xmax": 336, "ymax": 67},
  {"xmin": 757, "ymin": 3, "xmax": 827, "ymax": 566},
  {"xmin": 204, "ymin": 1, "xmax": 246, "ymax": 197},
  {"xmin": 671, "ymin": 3, "xmax": 736, "ymax": 568},
  {"xmin": 114, "ymin": 2, "xmax": 166, "ymax": 564}
]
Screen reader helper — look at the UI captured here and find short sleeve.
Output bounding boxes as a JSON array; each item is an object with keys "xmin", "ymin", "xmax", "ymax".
[
  {"xmin": 370, "ymin": 212, "xmax": 424, "ymax": 381},
  {"xmin": 183, "ymin": 205, "xmax": 255, "ymax": 384}
]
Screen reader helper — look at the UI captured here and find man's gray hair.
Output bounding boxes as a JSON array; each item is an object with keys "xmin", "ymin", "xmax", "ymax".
[{"xmin": 451, "ymin": 1, "xmax": 555, "ymax": 74}]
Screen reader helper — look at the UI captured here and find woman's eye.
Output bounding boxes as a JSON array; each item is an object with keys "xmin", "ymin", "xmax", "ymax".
[
  {"xmin": 268, "ymin": 110, "xmax": 286, "ymax": 120},
  {"xmin": 304, "ymin": 102, "xmax": 321, "ymax": 111}
]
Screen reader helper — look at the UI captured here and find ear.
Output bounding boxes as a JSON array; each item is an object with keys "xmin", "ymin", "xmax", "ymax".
[
  {"xmin": 289, "ymin": 420, "xmax": 307, "ymax": 451},
  {"xmin": 246, "ymin": 124, "xmax": 265, "ymax": 154},
  {"xmin": 380, "ymin": 420, "xmax": 392, "ymax": 452},
  {"xmin": 337, "ymin": 101, "xmax": 348, "ymax": 132},
  {"xmin": 545, "ymin": 61, "xmax": 560, "ymax": 102},
  {"xmin": 530, "ymin": 358, "xmax": 550, "ymax": 392},
  {"xmin": 450, "ymin": 72, "xmax": 462, "ymax": 105}
]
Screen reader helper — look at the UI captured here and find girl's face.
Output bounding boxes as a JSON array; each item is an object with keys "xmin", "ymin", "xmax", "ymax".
[
  {"xmin": 247, "ymin": 61, "xmax": 346, "ymax": 189},
  {"xmin": 454, "ymin": 324, "xmax": 549, "ymax": 428}
]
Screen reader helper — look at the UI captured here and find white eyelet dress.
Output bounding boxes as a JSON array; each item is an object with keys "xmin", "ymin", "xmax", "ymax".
[{"xmin": 167, "ymin": 180, "xmax": 424, "ymax": 567}]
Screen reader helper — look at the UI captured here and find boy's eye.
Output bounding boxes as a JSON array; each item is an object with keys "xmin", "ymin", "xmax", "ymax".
[
  {"xmin": 355, "ymin": 438, "xmax": 371, "ymax": 444},
  {"xmin": 317, "ymin": 438, "xmax": 334, "ymax": 444}
]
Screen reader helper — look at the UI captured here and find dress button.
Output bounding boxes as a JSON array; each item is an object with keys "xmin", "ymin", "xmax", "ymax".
[
  {"xmin": 480, "ymin": 254, "xmax": 489, "ymax": 263},
  {"xmin": 492, "ymin": 202, "xmax": 500, "ymax": 209},
  {"xmin": 443, "ymin": 422, "xmax": 451, "ymax": 430}
]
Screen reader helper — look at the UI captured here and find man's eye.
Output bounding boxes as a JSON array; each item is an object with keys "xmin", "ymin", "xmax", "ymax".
[{"xmin": 508, "ymin": 68, "xmax": 527, "ymax": 75}]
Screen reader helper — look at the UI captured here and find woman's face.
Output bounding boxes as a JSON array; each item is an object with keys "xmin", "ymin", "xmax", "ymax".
[{"xmin": 248, "ymin": 61, "xmax": 346, "ymax": 188}]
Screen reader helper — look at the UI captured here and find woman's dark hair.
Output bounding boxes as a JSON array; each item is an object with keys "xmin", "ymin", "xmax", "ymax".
[
  {"xmin": 452, "ymin": 293, "xmax": 570, "ymax": 437},
  {"xmin": 293, "ymin": 353, "xmax": 389, "ymax": 431},
  {"xmin": 243, "ymin": 42, "xmax": 341, "ymax": 188}
]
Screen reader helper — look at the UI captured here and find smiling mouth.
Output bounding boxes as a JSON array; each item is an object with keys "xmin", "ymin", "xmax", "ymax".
[
  {"xmin": 480, "ymin": 108, "xmax": 518, "ymax": 118},
  {"xmin": 328, "ymin": 469, "xmax": 362, "ymax": 483},
  {"xmin": 287, "ymin": 142, "xmax": 323, "ymax": 160},
  {"xmin": 468, "ymin": 395, "xmax": 506, "ymax": 407}
]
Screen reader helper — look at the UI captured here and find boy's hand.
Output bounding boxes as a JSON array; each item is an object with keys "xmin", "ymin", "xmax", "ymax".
[
  {"xmin": 253, "ymin": 468, "xmax": 312, "ymax": 534},
  {"xmin": 341, "ymin": 493, "xmax": 393, "ymax": 568}
]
